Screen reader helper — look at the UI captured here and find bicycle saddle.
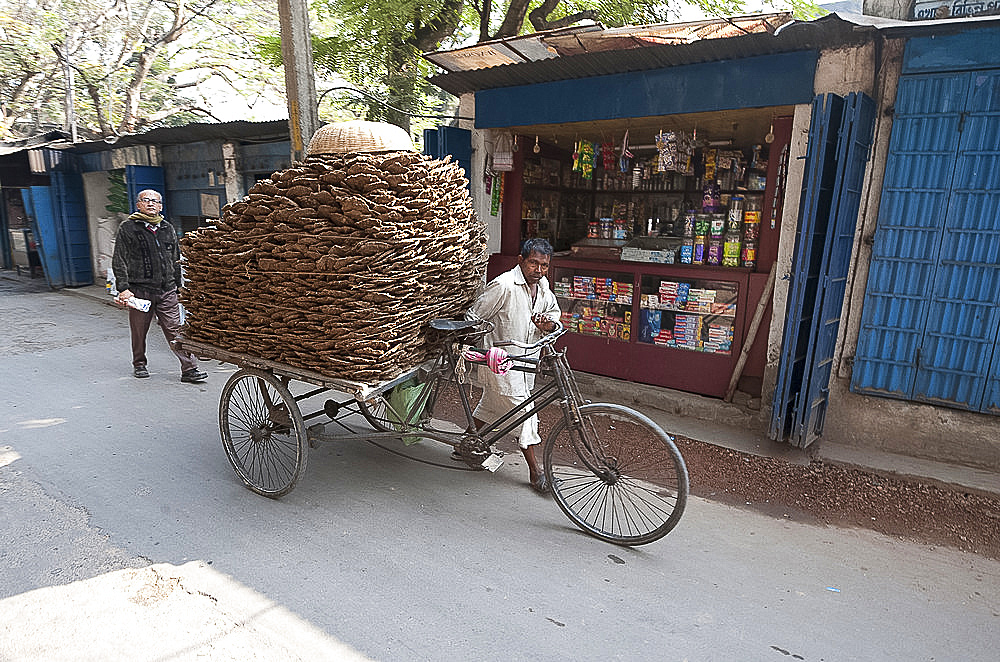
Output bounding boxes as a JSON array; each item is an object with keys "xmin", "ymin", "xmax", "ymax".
[{"xmin": 430, "ymin": 318, "xmax": 480, "ymax": 332}]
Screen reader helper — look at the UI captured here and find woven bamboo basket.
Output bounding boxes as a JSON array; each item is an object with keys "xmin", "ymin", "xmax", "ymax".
[{"xmin": 307, "ymin": 120, "xmax": 415, "ymax": 155}]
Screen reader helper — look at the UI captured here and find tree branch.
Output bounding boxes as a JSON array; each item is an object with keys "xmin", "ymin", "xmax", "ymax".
[{"xmin": 529, "ymin": 0, "xmax": 597, "ymax": 31}]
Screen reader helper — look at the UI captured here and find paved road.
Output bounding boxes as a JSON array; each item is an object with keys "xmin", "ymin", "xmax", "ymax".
[{"xmin": 1, "ymin": 277, "xmax": 998, "ymax": 661}]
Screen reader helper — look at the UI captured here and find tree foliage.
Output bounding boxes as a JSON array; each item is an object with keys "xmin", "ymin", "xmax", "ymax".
[
  {"xmin": 0, "ymin": 0, "xmax": 284, "ymax": 140},
  {"xmin": 297, "ymin": 1, "xmax": 822, "ymax": 135}
]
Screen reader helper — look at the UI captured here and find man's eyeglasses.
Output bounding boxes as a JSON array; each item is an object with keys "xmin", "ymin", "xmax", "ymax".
[{"xmin": 138, "ymin": 198, "xmax": 162, "ymax": 204}]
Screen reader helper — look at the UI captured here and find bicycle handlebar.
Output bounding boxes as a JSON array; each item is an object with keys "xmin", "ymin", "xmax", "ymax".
[{"xmin": 494, "ymin": 324, "xmax": 567, "ymax": 351}]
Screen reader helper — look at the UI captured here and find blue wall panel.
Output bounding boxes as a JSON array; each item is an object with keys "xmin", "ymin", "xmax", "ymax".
[
  {"xmin": 902, "ymin": 28, "xmax": 1000, "ymax": 74},
  {"xmin": 475, "ymin": 51, "xmax": 818, "ymax": 129},
  {"xmin": 22, "ymin": 187, "xmax": 65, "ymax": 288}
]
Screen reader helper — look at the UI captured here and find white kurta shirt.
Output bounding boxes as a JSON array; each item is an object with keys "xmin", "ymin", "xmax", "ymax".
[{"xmin": 467, "ymin": 264, "xmax": 561, "ymax": 397}]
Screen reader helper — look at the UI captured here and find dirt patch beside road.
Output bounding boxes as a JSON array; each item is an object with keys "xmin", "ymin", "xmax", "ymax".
[{"xmin": 677, "ymin": 437, "xmax": 1000, "ymax": 560}]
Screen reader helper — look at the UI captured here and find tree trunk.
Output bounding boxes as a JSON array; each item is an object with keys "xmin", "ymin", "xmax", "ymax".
[
  {"xmin": 119, "ymin": 1, "xmax": 188, "ymax": 133},
  {"xmin": 477, "ymin": 0, "xmax": 491, "ymax": 42},
  {"xmin": 494, "ymin": 0, "xmax": 531, "ymax": 39}
]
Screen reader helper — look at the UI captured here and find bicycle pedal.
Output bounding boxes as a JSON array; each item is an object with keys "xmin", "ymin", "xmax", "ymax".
[{"xmin": 481, "ymin": 453, "xmax": 503, "ymax": 472}]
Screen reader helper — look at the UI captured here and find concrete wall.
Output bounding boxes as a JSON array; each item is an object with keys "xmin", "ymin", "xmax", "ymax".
[
  {"xmin": 78, "ymin": 145, "xmax": 160, "ymax": 173},
  {"xmin": 80, "ymin": 171, "xmax": 125, "ymax": 288},
  {"xmin": 760, "ymin": 103, "xmax": 812, "ymax": 421},
  {"xmin": 863, "ymin": 0, "xmax": 914, "ymax": 19}
]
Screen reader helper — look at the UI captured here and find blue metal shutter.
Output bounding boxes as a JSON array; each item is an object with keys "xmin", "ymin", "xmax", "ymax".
[
  {"xmin": 915, "ymin": 70, "xmax": 1000, "ymax": 411},
  {"xmin": 852, "ymin": 70, "xmax": 1000, "ymax": 414},
  {"xmin": 51, "ymin": 171, "xmax": 93, "ymax": 287}
]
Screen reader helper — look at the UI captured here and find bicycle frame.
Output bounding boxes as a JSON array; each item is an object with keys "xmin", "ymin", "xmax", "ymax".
[{"xmin": 375, "ymin": 329, "xmax": 608, "ymax": 468}]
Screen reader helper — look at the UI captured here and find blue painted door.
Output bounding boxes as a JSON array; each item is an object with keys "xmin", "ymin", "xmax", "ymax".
[
  {"xmin": 852, "ymin": 70, "xmax": 1000, "ymax": 414},
  {"xmin": 424, "ymin": 126, "xmax": 471, "ymax": 189},
  {"xmin": 126, "ymin": 165, "xmax": 166, "ymax": 210},
  {"xmin": 51, "ymin": 171, "xmax": 93, "ymax": 287},
  {"xmin": 21, "ymin": 187, "xmax": 65, "ymax": 288},
  {"xmin": 770, "ymin": 92, "xmax": 877, "ymax": 447},
  {"xmin": 437, "ymin": 126, "xmax": 472, "ymax": 186}
]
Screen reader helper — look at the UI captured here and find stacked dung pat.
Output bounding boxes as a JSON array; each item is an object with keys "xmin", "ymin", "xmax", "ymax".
[{"xmin": 179, "ymin": 121, "xmax": 488, "ymax": 384}]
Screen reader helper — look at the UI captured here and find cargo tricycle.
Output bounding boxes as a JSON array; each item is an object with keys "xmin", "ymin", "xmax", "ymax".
[{"xmin": 175, "ymin": 318, "xmax": 688, "ymax": 545}]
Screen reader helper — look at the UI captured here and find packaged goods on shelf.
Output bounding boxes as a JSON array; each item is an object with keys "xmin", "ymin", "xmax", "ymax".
[
  {"xmin": 653, "ymin": 328, "xmax": 674, "ymax": 345},
  {"xmin": 711, "ymin": 301, "xmax": 737, "ymax": 315},
  {"xmin": 673, "ymin": 314, "xmax": 702, "ymax": 350},
  {"xmin": 658, "ymin": 281, "xmax": 690, "ymax": 309},
  {"xmin": 639, "ymin": 309, "xmax": 662, "ymax": 343},
  {"xmin": 704, "ymin": 322, "xmax": 734, "ymax": 353},
  {"xmin": 687, "ymin": 288, "xmax": 718, "ymax": 313}
]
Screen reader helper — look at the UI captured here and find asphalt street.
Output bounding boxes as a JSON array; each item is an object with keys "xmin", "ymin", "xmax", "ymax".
[{"xmin": 1, "ymin": 276, "xmax": 998, "ymax": 662}]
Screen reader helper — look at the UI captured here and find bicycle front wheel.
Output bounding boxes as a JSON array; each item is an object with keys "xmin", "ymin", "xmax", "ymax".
[{"xmin": 544, "ymin": 403, "xmax": 688, "ymax": 546}]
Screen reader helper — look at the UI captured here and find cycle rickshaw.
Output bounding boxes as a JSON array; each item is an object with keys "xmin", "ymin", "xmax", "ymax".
[{"xmin": 175, "ymin": 318, "xmax": 688, "ymax": 546}]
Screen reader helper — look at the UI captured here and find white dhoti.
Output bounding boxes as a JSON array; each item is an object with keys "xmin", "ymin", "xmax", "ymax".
[{"xmin": 473, "ymin": 387, "xmax": 542, "ymax": 449}]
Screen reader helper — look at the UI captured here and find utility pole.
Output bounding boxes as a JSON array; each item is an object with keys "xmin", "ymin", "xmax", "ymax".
[
  {"xmin": 277, "ymin": 0, "xmax": 319, "ymax": 162},
  {"xmin": 51, "ymin": 44, "xmax": 78, "ymax": 143}
]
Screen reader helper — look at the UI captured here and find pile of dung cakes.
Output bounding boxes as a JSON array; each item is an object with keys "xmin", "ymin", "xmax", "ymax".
[{"xmin": 179, "ymin": 121, "xmax": 488, "ymax": 384}]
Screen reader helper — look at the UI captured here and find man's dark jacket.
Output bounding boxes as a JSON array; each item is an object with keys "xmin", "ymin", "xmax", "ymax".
[{"xmin": 111, "ymin": 218, "xmax": 182, "ymax": 295}]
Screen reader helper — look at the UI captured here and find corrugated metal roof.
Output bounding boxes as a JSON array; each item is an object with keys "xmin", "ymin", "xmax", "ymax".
[
  {"xmin": 424, "ymin": 14, "xmax": 792, "ymax": 73},
  {"xmin": 68, "ymin": 120, "xmax": 291, "ymax": 154},
  {"xmin": 0, "ymin": 130, "xmax": 72, "ymax": 157},
  {"xmin": 425, "ymin": 12, "xmax": 1000, "ymax": 96},
  {"xmin": 426, "ymin": 14, "xmax": 856, "ymax": 95}
]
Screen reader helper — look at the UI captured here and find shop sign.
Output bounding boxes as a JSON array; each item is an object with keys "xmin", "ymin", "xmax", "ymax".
[{"xmin": 913, "ymin": 0, "xmax": 1000, "ymax": 19}]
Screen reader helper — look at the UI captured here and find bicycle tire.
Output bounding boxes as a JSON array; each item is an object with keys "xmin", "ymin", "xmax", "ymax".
[
  {"xmin": 219, "ymin": 368, "xmax": 307, "ymax": 498},
  {"xmin": 543, "ymin": 403, "xmax": 688, "ymax": 546}
]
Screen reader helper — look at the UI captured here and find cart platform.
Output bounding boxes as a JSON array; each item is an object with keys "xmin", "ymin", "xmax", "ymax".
[{"xmin": 172, "ymin": 338, "xmax": 421, "ymax": 400}]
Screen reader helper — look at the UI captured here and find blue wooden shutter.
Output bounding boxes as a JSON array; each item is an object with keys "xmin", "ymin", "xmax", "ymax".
[
  {"xmin": 770, "ymin": 92, "xmax": 876, "ymax": 447},
  {"xmin": 424, "ymin": 126, "xmax": 471, "ymax": 189},
  {"xmin": 770, "ymin": 94, "xmax": 842, "ymax": 444},
  {"xmin": 21, "ymin": 187, "xmax": 65, "ymax": 288},
  {"xmin": 796, "ymin": 93, "xmax": 877, "ymax": 445},
  {"xmin": 437, "ymin": 126, "xmax": 472, "ymax": 186},
  {"xmin": 422, "ymin": 128, "xmax": 440, "ymax": 158}
]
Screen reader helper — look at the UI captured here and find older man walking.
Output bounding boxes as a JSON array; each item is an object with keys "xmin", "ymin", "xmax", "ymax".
[{"xmin": 111, "ymin": 189, "xmax": 206, "ymax": 383}]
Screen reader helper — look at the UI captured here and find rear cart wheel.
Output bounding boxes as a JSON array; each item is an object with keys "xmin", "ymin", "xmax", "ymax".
[
  {"xmin": 543, "ymin": 403, "xmax": 688, "ymax": 546},
  {"xmin": 357, "ymin": 394, "xmax": 403, "ymax": 433},
  {"xmin": 219, "ymin": 369, "xmax": 307, "ymax": 498}
]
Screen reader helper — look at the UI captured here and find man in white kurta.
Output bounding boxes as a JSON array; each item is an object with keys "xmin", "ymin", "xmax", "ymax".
[{"xmin": 467, "ymin": 239, "xmax": 561, "ymax": 493}]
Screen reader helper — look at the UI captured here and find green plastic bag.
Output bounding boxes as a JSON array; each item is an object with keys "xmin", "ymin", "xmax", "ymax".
[{"xmin": 387, "ymin": 377, "xmax": 427, "ymax": 445}]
